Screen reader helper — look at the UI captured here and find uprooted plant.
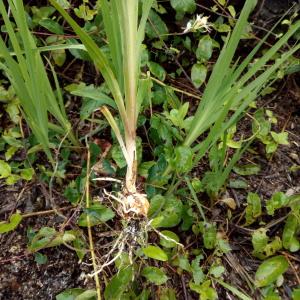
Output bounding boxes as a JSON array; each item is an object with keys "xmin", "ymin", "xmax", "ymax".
[{"xmin": 51, "ymin": 0, "xmax": 153, "ymax": 218}]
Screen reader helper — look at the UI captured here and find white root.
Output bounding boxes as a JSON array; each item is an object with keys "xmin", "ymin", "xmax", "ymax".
[
  {"xmin": 90, "ymin": 239, "xmax": 125, "ymax": 276},
  {"xmin": 95, "ymin": 175, "xmax": 149, "ymax": 217},
  {"xmin": 93, "ymin": 177, "xmax": 122, "ymax": 184},
  {"xmin": 89, "ymin": 220, "xmax": 143, "ymax": 277}
]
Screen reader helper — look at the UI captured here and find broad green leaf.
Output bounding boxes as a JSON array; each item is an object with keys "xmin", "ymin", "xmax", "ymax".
[
  {"xmin": 56, "ymin": 0, "xmax": 70, "ymax": 9},
  {"xmin": 177, "ymin": 102, "xmax": 189, "ymax": 121},
  {"xmin": 271, "ymin": 131, "xmax": 289, "ymax": 145},
  {"xmin": 282, "ymin": 214, "xmax": 300, "ymax": 252},
  {"xmin": 252, "ymin": 228, "xmax": 268, "ymax": 254},
  {"xmin": 31, "ymin": 6, "xmax": 56, "ymax": 25},
  {"xmin": 6, "ymin": 101, "xmax": 20, "ymax": 123},
  {"xmin": 228, "ymin": 179, "xmax": 248, "ymax": 189},
  {"xmin": 158, "ymin": 288, "xmax": 177, "ymax": 300},
  {"xmin": 20, "ymin": 168, "xmax": 34, "ymax": 181},
  {"xmin": 137, "ymin": 289, "xmax": 151, "ymax": 300},
  {"xmin": 202, "ymin": 223, "xmax": 217, "ymax": 249},
  {"xmin": 56, "ymin": 288, "xmax": 86, "ymax": 300},
  {"xmin": 171, "ymin": 145, "xmax": 193, "ymax": 173},
  {"xmin": 2, "ymin": 134, "xmax": 23, "ymax": 148},
  {"xmin": 196, "ymin": 35, "xmax": 213, "ymax": 61},
  {"xmin": 252, "ymin": 109, "xmax": 271, "ymax": 138},
  {"xmin": 191, "ymin": 178, "xmax": 204, "ymax": 192},
  {"xmin": 189, "ymin": 280, "xmax": 218, "ymax": 300},
  {"xmin": 145, "ymin": 9, "xmax": 168, "ymax": 39},
  {"xmin": 263, "ymin": 289, "xmax": 281, "ymax": 300},
  {"xmin": 67, "ymin": 38, "xmax": 91, "ymax": 61},
  {"xmin": 73, "ymin": 234, "xmax": 87, "ymax": 261},
  {"xmin": 217, "ymin": 239, "xmax": 232, "ymax": 254},
  {"xmin": 191, "ymin": 63, "xmax": 207, "ymax": 88},
  {"xmin": 34, "ymin": 252, "xmax": 48, "ymax": 265},
  {"xmin": 111, "ymin": 144, "xmax": 127, "ymax": 169},
  {"xmin": 150, "ymin": 114, "xmax": 174, "ymax": 145},
  {"xmin": 166, "ymin": 102, "xmax": 189, "ymax": 129},
  {"xmin": 253, "ymin": 230, "xmax": 282, "ymax": 259},
  {"xmin": 0, "ymin": 213, "xmax": 22, "ymax": 234},
  {"xmin": 0, "ymin": 160, "xmax": 11, "ymax": 178},
  {"xmin": 191, "ymin": 255, "xmax": 205, "ymax": 285},
  {"xmin": 255, "ymin": 256, "xmax": 289, "ymax": 287},
  {"xmin": 68, "ymin": 229, "xmax": 87, "ymax": 261},
  {"xmin": 266, "ymin": 192, "xmax": 289, "ymax": 215},
  {"xmin": 245, "ymin": 192, "xmax": 262, "ymax": 225},
  {"xmin": 6, "ymin": 174, "xmax": 21, "ymax": 185},
  {"xmin": 67, "ymin": 83, "xmax": 116, "ymax": 119},
  {"xmin": 56, "ymin": 288, "xmax": 97, "ymax": 300},
  {"xmin": 28, "ymin": 227, "xmax": 76, "ymax": 252},
  {"xmin": 151, "ymin": 196, "xmax": 183, "ymax": 228},
  {"xmin": 209, "ymin": 265, "xmax": 225, "ymax": 278},
  {"xmin": 64, "ymin": 181, "xmax": 80, "ymax": 204},
  {"xmin": 67, "ymin": 83, "xmax": 115, "ymax": 105},
  {"xmin": 217, "ymin": 0, "xmax": 225, "ymax": 5},
  {"xmin": 183, "ymin": 116, "xmax": 194, "ymax": 131},
  {"xmin": 262, "ymin": 237, "xmax": 282, "ymax": 258},
  {"xmin": 292, "ymin": 288, "xmax": 300, "ymax": 300},
  {"xmin": 195, "ymin": 222, "xmax": 217, "ymax": 249},
  {"xmin": 175, "ymin": 255, "xmax": 191, "ymax": 272},
  {"xmin": 288, "ymin": 194, "xmax": 300, "ymax": 211},
  {"xmin": 74, "ymin": 4, "xmax": 97, "ymax": 21},
  {"xmin": 233, "ymin": 164, "xmax": 261, "ymax": 176},
  {"xmin": 39, "ymin": 19, "xmax": 64, "ymax": 34},
  {"xmin": 148, "ymin": 194, "xmax": 166, "ymax": 217},
  {"xmin": 148, "ymin": 61, "xmax": 166, "ymax": 81},
  {"xmin": 143, "ymin": 245, "xmax": 168, "ymax": 261},
  {"xmin": 76, "ymin": 290, "xmax": 98, "ymax": 300},
  {"xmin": 4, "ymin": 145, "xmax": 18, "ymax": 160},
  {"xmin": 266, "ymin": 142, "xmax": 278, "ymax": 154},
  {"xmin": 215, "ymin": 23, "xmax": 231, "ymax": 33},
  {"xmin": 78, "ymin": 203, "xmax": 115, "ymax": 227},
  {"xmin": 104, "ymin": 267, "xmax": 133, "ymax": 300},
  {"xmin": 151, "ymin": 85, "xmax": 166, "ymax": 105},
  {"xmin": 170, "ymin": 0, "xmax": 196, "ymax": 20},
  {"xmin": 228, "ymin": 5, "xmax": 236, "ymax": 18},
  {"xmin": 52, "ymin": 48, "xmax": 66, "ymax": 67},
  {"xmin": 141, "ymin": 266, "xmax": 168, "ymax": 285},
  {"xmin": 159, "ymin": 230, "xmax": 180, "ymax": 248},
  {"xmin": 226, "ymin": 139, "xmax": 242, "ymax": 149},
  {"xmin": 138, "ymin": 161, "xmax": 156, "ymax": 178}
]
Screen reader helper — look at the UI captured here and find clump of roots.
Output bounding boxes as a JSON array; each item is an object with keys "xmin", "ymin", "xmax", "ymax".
[
  {"xmin": 91, "ymin": 218, "xmax": 148, "ymax": 276},
  {"xmin": 106, "ymin": 189, "xmax": 149, "ymax": 218},
  {"xmin": 90, "ymin": 177, "xmax": 181, "ymax": 277},
  {"xmin": 94, "ymin": 177, "xmax": 149, "ymax": 218}
]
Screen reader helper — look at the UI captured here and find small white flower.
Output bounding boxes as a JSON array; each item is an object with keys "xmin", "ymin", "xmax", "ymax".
[
  {"xmin": 183, "ymin": 21, "xmax": 193, "ymax": 33},
  {"xmin": 183, "ymin": 14, "xmax": 211, "ymax": 34}
]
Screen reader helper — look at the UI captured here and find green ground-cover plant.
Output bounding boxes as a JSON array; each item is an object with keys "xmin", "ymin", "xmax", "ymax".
[
  {"xmin": 163, "ymin": 4, "xmax": 300, "ymax": 173},
  {"xmin": 0, "ymin": 0, "xmax": 78, "ymax": 164},
  {"xmin": 144, "ymin": 1, "xmax": 300, "ymax": 197}
]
